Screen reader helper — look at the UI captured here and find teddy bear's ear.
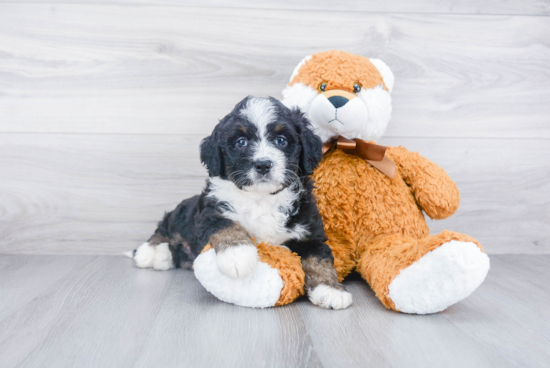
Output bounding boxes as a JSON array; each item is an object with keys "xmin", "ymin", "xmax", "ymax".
[
  {"xmin": 369, "ymin": 58, "xmax": 395, "ymax": 93},
  {"xmin": 281, "ymin": 55, "xmax": 319, "ymax": 113},
  {"xmin": 288, "ymin": 55, "xmax": 312, "ymax": 84}
]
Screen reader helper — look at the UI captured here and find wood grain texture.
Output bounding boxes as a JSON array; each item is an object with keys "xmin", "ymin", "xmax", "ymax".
[
  {"xmin": 1, "ymin": 0, "xmax": 548, "ymax": 15},
  {"xmin": 0, "ymin": 3, "xmax": 548, "ymax": 256},
  {"xmin": 0, "ymin": 5, "xmax": 549, "ymax": 138},
  {"xmin": 0, "ymin": 256, "xmax": 175, "ymax": 368},
  {"xmin": 0, "ymin": 134, "xmax": 206, "ymax": 255},
  {"xmin": 0, "ymin": 255, "xmax": 93, "ymax": 320},
  {"xmin": 0, "ymin": 254, "xmax": 548, "ymax": 368},
  {"xmin": 132, "ymin": 269, "xmax": 321, "ymax": 368},
  {"xmin": 0, "ymin": 133, "xmax": 548, "ymax": 255}
]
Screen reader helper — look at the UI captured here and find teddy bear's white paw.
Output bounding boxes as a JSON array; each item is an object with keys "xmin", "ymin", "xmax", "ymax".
[
  {"xmin": 194, "ymin": 248, "xmax": 284, "ymax": 308},
  {"xmin": 132, "ymin": 242, "xmax": 174, "ymax": 271},
  {"xmin": 216, "ymin": 244, "xmax": 259, "ymax": 279},
  {"xmin": 388, "ymin": 240, "xmax": 490, "ymax": 314},
  {"xmin": 309, "ymin": 284, "xmax": 353, "ymax": 310}
]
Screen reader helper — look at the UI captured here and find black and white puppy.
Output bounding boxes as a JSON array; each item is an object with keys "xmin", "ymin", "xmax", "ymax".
[{"xmin": 130, "ymin": 96, "xmax": 352, "ymax": 309}]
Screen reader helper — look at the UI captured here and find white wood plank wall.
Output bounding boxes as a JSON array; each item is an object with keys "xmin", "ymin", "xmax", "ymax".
[{"xmin": 0, "ymin": 1, "xmax": 549, "ymax": 255}]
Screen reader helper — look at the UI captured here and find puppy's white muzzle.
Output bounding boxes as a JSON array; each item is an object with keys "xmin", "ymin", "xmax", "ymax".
[{"xmin": 246, "ymin": 139, "xmax": 287, "ymax": 193}]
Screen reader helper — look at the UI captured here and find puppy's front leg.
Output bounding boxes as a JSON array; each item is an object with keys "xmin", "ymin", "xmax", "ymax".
[
  {"xmin": 209, "ymin": 222, "xmax": 259, "ymax": 279},
  {"xmin": 302, "ymin": 255, "xmax": 353, "ymax": 309},
  {"xmin": 287, "ymin": 239, "xmax": 352, "ymax": 309}
]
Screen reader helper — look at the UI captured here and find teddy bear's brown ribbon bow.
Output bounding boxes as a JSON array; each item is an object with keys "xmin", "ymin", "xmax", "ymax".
[{"xmin": 323, "ymin": 136, "xmax": 396, "ymax": 179}]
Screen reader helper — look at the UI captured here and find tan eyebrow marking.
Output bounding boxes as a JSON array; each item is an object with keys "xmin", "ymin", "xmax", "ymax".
[
  {"xmin": 237, "ymin": 125, "xmax": 248, "ymax": 134},
  {"xmin": 274, "ymin": 124, "xmax": 285, "ymax": 132}
]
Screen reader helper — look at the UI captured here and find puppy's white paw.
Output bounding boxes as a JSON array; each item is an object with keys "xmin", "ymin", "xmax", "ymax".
[
  {"xmin": 216, "ymin": 245, "xmax": 259, "ymax": 279},
  {"xmin": 133, "ymin": 242, "xmax": 174, "ymax": 270},
  {"xmin": 309, "ymin": 284, "xmax": 353, "ymax": 310},
  {"xmin": 134, "ymin": 242, "xmax": 156, "ymax": 268},
  {"xmin": 153, "ymin": 243, "xmax": 174, "ymax": 271}
]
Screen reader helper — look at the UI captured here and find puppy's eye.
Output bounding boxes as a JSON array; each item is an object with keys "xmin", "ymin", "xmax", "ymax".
[
  {"xmin": 353, "ymin": 83, "xmax": 362, "ymax": 93},
  {"xmin": 318, "ymin": 82, "xmax": 327, "ymax": 92},
  {"xmin": 235, "ymin": 138, "xmax": 248, "ymax": 148},
  {"xmin": 275, "ymin": 136, "xmax": 288, "ymax": 147}
]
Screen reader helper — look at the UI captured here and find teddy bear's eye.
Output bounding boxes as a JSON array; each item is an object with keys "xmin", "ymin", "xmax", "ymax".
[
  {"xmin": 353, "ymin": 83, "xmax": 362, "ymax": 93},
  {"xmin": 318, "ymin": 82, "xmax": 327, "ymax": 92}
]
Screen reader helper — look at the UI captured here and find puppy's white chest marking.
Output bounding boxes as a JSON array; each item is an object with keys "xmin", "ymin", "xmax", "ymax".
[{"xmin": 208, "ymin": 177, "xmax": 308, "ymax": 245}]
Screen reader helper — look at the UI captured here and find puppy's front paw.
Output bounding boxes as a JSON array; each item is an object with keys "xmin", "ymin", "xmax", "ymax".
[
  {"xmin": 309, "ymin": 284, "xmax": 353, "ymax": 310},
  {"xmin": 216, "ymin": 245, "xmax": 259, "ymax": 279}
]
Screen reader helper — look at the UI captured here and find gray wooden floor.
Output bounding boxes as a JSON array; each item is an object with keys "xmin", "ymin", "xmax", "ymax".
[{"xmin": 0, "ymin": 254, "xmax": 548, "ymax": 368}]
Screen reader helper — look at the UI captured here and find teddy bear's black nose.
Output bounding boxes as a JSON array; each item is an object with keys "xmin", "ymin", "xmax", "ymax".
[{"xmin": 328, "ymin": 95, "xmax": 349, "ymax": 109}]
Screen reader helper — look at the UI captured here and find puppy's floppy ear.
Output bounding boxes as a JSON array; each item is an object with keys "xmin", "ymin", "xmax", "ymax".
[
  {"xmin": 200, "ymin": 128, "xmax": 225, "ymax": 177},
  {"xmin": 290, "ymin": 108, "xmax": 323, "ymax": 176}
]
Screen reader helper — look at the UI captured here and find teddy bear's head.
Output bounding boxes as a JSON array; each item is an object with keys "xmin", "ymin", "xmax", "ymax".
[{"xmin": 282, "ymin": 51, "xmax": 394, "ymax": 143}]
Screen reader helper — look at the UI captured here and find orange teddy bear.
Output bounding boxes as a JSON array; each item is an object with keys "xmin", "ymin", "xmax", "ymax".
[{"xmin": 281, "ymin": 50, "xmax": 490, "ymax": 313}]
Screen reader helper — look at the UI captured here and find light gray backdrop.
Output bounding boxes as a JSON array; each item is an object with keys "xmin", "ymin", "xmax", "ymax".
[{"xmin": 1, "ymin": 1, "xmax": 549, "ymax": 255}]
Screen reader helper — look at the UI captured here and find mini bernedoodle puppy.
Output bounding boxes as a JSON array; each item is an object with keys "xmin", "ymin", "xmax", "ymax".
[{"xmin": 129, "ymin": 96, "xmax": 352, "ymax": 309}]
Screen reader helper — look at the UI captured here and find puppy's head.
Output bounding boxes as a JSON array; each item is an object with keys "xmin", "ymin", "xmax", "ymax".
[{"xmin": 201, "ymin": 96, "xmax": 322, "ymax": 193}]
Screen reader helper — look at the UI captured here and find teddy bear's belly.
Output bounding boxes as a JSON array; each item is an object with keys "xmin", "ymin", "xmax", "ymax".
[{"xmin": 313, "ymin": 150, "xmax": 429, "ymax": 256}]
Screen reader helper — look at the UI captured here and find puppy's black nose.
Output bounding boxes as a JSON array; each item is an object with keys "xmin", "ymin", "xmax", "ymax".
[
  {"xmin": 254, "ymin": 160, "xmax": 273, "ymax": 175},
  {"xmin": 328, "ymin": 96, "xmax": 349, "ymax": 109}
]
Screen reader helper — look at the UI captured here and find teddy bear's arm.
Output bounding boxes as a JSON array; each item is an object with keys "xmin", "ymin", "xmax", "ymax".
[{"xmin": 386, "ymin": 146, "xmax": 460, "ymax": 220}]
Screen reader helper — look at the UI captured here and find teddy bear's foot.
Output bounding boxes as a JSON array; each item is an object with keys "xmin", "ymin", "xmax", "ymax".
[
  {"xmin": 387, "ymin": 240, "xmax": 490, "ymax": 314},
  {"xmin": 194, "ymin": 247, "xmax": 285, "ymax": 308},
  {"xmin": 194, "ymin": 243, "xmax": 306, "ymax": 308}
]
